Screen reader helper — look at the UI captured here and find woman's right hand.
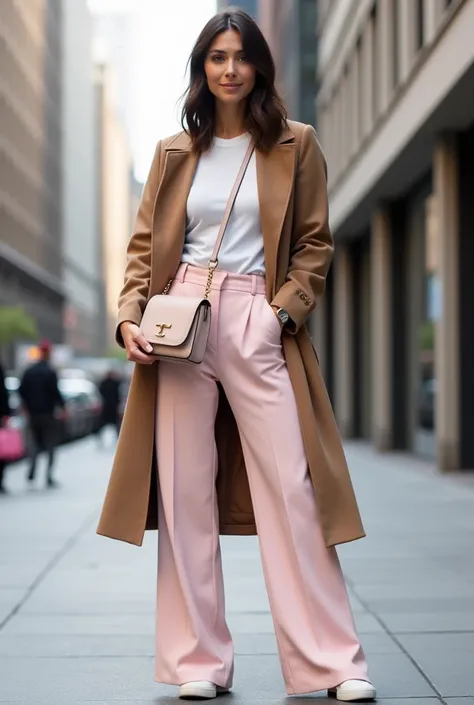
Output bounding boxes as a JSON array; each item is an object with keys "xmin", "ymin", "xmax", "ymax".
[{"xmin": 120, "ymin": 322, "xmax": 155, "ymax": 364}]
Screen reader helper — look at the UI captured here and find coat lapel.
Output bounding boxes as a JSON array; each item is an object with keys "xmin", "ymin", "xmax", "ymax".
[
  {"xmin": 256, "ymin": 128, "xmax": 296, "ymax": 298},
  {"xmin": 150, "ymin": 134, "xmax": 198, "ymax": 296}
]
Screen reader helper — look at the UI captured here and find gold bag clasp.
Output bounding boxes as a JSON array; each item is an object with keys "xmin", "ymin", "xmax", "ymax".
[{"xmin": 155, "ymin": 323, "xmax": 172, "ymax": 338}]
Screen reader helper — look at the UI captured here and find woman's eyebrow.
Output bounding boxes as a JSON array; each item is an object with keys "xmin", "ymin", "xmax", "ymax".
[{"xmin": 209, "ymin": 48, "xmax": 245, "ymax": 54}]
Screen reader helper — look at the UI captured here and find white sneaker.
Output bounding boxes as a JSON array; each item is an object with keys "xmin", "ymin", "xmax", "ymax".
[
  {"xmin": 328, "ymin": 679, "xmax": 376, "ymax": 702},
  {"xmin": 179, "ymin": 681, "xmax": 229, "ymax": 700}
]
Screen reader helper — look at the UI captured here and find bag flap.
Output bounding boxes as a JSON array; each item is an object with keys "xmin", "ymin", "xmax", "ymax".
[{"xmin": 141, "ymin": 295, "xmax": 210, "ymax": 347}]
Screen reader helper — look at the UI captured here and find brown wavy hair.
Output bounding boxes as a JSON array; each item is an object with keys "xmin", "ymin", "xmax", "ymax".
[{"xmin": 181, "ymin": 7, "xmax": 287, "ymax": 154}]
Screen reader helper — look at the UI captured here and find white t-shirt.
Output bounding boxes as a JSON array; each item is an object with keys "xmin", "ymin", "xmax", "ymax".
[{"xmin": 182, "ymin": 132, "xmax": 265, "ymax": 275}]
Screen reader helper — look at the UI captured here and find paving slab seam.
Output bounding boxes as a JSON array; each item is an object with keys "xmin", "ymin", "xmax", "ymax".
[
  {"xmin": 0, "ymin": 506, "xmax": 101, "ymax": 633},
  {"xmin": 381, "ymin": 630, "xmax": 474, "ymax": 636},
  {"xmin": 345, "ymin": 578, "xmax": 449, "ymax": 705}
]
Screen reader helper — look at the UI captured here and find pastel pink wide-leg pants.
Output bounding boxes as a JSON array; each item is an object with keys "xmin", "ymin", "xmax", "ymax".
[{"xmin": 154, "ymin": 264, "xmax": 368, "ymax": 695}]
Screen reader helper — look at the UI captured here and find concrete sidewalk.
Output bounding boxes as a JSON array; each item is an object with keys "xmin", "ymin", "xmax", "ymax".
[{"xmin": 0, "ymin": 436, "xmax": 473, "ymax": 704}]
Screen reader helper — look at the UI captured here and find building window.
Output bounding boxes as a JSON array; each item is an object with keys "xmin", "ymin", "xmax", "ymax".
[
  {"xmin": 300, "ymin": 0, "xmax": 317, "ymax": 125},
  {"xmin": 342, "ymin": 65, "xmax": 349, "ymax": 167},
  {"xmin": 356, "ymin": 37, "xmax": 363, "ymax": 143},
  {"xmin": 392, "ymin": 0, "xmax": 399, "ymax": 88},
  {"xmin": 371, "ymin": 3, "xmax": 378, "ymax": 122},
  {"xmin": 408, "ymin": 190, "xmax": 439, "ymax": 459},
  {"xmin": 416, "ymin": 0, "xmax": 424, "ymax": 50},
  {"xmin": 331, "ymin": 97, "xmax": 337, "ymax": 177},
  {"xmin": 336, "ymin": 85, "xmax": 343, "ymax": 177}
]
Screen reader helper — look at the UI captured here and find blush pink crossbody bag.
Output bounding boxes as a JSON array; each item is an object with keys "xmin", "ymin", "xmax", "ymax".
[{"xmin": 140, "ymin": 140, "xmax": 255, "ymax": 364}]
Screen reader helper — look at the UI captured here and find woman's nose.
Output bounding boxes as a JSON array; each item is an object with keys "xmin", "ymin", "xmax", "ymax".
[{"xmin": 225, "ymin": 59, "xmax": 236, "ymax": 76}]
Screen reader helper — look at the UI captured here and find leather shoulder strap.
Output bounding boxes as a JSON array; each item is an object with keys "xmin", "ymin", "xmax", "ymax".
[{"xmin": 209, "ymin": 141, "xmax": 255, "ymax": 266}]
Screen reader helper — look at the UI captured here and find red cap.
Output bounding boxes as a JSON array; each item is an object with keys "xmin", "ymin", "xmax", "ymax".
[{"xmin": 39, "ymin": 339, "xmax": 52, "ymax": 352}]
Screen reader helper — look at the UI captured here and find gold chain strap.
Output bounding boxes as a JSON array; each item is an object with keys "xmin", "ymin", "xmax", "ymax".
[
  {"xmin": 162, "ymin": 279, "xmax": 172, "ymax": 295},
  {"xmin": 162, "ymin": 259, "xmax": 217, "ymax": 299},
  {"xmin": 203, "ymin": 260, "xmax": 217, "ymax": 299}
]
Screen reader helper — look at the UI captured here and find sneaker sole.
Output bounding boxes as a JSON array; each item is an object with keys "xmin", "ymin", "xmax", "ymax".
[
  {"xmin": 179, "ymin": 684, "xmax": 229, "ymax": 700},
  {"xmin": 329, "ymin": 687, "xmax": 376, "ymax": 702}
]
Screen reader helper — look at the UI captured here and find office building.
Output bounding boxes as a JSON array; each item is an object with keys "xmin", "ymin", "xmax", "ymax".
[
  {"xmin": 92, "ymin": 10, "xmax": 136, "ymax": 146},
  {"xmin": 90, "ymin": 6, "xmax": 136, "ymax": 351},
  {"xmin": 130, "ymin": 173, "xmax": 144, "ymax": 234},
  {"xmin": 0, "ymin": 0, "xmax": 64, "ymax": 360},
  {"xmin": 94, "ymin": 62, "xmax": 132, "ymax": 350},
  {"xmin": 62, "ymin": 0, "xmax": 103, "ymax": 355},
  {"xmin": 258, "ymin": 0, "xmax": 318, "ymax": 124},
  {"xmin": 314, "ymin": 0, "xmax": 474, "ymax": 472}
]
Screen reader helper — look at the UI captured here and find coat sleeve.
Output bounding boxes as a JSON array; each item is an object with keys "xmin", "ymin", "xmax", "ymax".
[
  {"xmin": 270, "ymin": 125, "xmax": 333, "ymax": 334},
  {"xmin": 116, "ymin": 141, "xmax": 162, "ymax": 347}
]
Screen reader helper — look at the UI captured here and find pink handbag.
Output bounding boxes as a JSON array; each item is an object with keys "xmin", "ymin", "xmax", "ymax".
[
  {"xmin": 0, "ymin": 423, "xmax": 25, "ymax": 462},
  {"xmin": 140, "ymin": 140, "xmax": 255, "ymax": 364}
]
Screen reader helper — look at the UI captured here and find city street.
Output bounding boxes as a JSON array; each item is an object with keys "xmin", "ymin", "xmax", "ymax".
[{"xmin": 0, "ymin": 435, "xmax": 473, "ymax": 704}]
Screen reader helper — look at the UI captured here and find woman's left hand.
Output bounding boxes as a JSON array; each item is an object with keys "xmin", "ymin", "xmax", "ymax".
[{"xmin": 271, "ymin": 306, "xmax": 284, "ymax": 329}]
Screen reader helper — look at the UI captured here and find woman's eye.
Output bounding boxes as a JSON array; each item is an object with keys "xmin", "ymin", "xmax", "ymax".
[{"xmin": 209, "ymin": 54, "xmax": 247, "ymax": 63}]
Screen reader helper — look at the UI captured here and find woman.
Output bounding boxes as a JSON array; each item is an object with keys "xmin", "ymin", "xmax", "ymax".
[{"xmin": 97, "ymin": 8, "xmax": 376, "ymax": 701}]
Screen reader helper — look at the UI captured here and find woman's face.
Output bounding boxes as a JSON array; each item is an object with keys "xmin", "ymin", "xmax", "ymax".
[{"xmin": 204, "ymin": 29, "xmax": 256, "ymax": 106}]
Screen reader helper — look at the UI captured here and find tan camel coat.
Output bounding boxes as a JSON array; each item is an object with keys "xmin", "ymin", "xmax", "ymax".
[{"xmin": 96, "ymin": 120, "xmax": 365, "ymax": 548}]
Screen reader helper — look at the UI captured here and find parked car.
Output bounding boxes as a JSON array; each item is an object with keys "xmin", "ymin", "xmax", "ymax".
[
  {"xmin": 57, "ymin": 378, "xmax": 103, "ymax": 440},
  {"xmin": 117, "ymin": 378, "xmax": 130, "ymax": 428},
  {"xmin": 4, "ymin": 374, "xmax": 103, "ymax": 449}
]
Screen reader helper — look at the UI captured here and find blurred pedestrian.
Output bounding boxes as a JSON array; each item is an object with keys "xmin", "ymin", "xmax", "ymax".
[
  {"xmin": 0, "ymin": 361, "xmax": 11, "ymax": 494},
  {"xmin": 97, "ymin": 369, "xmax": 122, "ymax": 445},
  {"xmin": 97, "ymin": 8, "xmax": 375, "ymax": 702},
  {"xmin": 19, "ymin": 340, "xmax": 65, "ymax": 489}
]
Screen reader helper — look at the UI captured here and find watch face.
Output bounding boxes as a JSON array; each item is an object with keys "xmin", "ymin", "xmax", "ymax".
[{"xmin": 278, "ymin": 308, "xmax": 289, "ymax": 324}]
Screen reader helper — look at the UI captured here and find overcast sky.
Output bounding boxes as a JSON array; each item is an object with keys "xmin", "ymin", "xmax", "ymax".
[{"xmin": 88, "ymin": 0, "xmax": 217, "ymax": 181}]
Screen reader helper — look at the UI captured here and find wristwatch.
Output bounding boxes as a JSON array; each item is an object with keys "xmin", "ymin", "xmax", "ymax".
[{"xmin": 275, "ymin": 307, "xmax": 290, "ymax": 327}]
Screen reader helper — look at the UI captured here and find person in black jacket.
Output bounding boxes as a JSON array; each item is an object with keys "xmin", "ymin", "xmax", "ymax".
[
  {"xmin": 19, "ymin": 341, "xmax": 65, "ymax": 488},
  {"xmin": 97, "ymin": 370, "xmax": 122, "ymax": 445},
  {"xmin": 0, "ymin": 362, "xmax": 11, "ymax": 494}
]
